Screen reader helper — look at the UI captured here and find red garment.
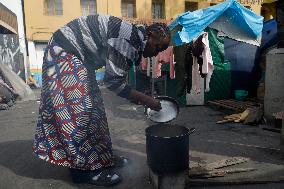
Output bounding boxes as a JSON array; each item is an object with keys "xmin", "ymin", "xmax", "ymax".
[{"xmin": 138, "ymin": 47, "xmax": 175, "ymax": 79}]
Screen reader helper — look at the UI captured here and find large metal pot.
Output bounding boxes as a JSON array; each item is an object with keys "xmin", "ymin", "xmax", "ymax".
[{"xmin": 145, "ymin": 124, "xmax": 195, "ymax": 174}]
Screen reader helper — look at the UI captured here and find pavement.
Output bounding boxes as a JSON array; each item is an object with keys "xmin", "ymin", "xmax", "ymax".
[{"xmin": 0, "ymin": 87, "xmax": 284, "ymax": 189}]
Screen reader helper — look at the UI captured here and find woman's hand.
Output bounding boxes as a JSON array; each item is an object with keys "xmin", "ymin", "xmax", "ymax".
[
  {"xmin": 128, "ymin": 89, "xmax": 162, "ymax": 111},
  {"xmin": 145, "ymin": 98, "xmax": 162, "ymax": 111}
]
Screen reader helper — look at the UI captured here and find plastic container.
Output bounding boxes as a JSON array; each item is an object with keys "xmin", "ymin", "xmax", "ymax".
[{"xmin": 235, "ymin": 90, "xmax": 248, "ymax": 101}]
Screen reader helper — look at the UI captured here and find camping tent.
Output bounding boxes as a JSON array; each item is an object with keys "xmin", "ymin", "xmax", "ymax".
[
  {"xmin": 168, "ymin": 0, "xmax": 264, "ymax": 105},
  {"xmin": 169, "ymin": 0, "xmax": 263, "ymax": 46}
]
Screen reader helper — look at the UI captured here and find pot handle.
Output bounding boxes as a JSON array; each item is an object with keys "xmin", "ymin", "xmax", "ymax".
[{"xmin": 189, "ymin": 128, "xmax": 196, "ymax": 135}]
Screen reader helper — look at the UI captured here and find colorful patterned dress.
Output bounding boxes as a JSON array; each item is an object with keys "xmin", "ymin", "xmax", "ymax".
[{"xmin": 33, "ymin": 15, "xmax": 146, "ymax": 170}]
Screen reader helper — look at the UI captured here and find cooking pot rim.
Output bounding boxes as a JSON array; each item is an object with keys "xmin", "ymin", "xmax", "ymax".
[{"xmin": 145, "ymin": 124, "xmax": 190, "ymax": 138}]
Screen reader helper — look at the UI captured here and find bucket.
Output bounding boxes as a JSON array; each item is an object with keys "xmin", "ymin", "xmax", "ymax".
[{"xmin": 235, "ymin": 90, "xmax": 248, "ymax": 101}]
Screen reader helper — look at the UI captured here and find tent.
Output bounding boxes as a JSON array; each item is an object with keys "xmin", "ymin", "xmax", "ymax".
[
  {"xmin": 168, "ymin": 0, "xmax": 264, "ymax": 105},
  {"xmin": 169, "ymin": 0, "xmax": 263, "ymax": 46}
]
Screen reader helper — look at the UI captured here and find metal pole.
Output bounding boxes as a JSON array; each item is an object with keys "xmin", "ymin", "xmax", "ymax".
[
  {"xmin": 164, "ymin": 75, "xmax": 167, "ymax": 96},
  {"xmin": 151, "ymin": 58, "xmax": 154, "ymax": 97},
  {"xmin": 281, "ymin": 103, "xmax": 284, "ymax": 154}
]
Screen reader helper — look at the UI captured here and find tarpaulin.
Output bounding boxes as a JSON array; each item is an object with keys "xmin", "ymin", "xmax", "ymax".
[
  {"xmin": 224, "ymin": 38, "xmax": 261, "ymax": 97},
  {"xmin": 204, "ymin": 28, "xmax": 232, "ymax": 102},
  {"xmin": 169, "ymin": 0, "xmax": 263, "ymax": 46},
  {"xmin": 261, "ymin": 19, "xmax": 278, "ymax": 50}
]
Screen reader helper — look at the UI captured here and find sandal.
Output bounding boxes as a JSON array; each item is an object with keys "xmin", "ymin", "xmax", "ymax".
[
  {"xmin": 70, "ymin": 168, "xmax": 122, "ymax": 186},
  {"xmin": 90, "ymin": 168, "xmax": 122, "ymax": 186},
  {"xmin": 113, "ymin": 155, "xmax": 129, "ymax": 168}
]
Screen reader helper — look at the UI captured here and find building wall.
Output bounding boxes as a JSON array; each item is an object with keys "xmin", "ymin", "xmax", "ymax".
[
  {"xmin": 24, "ymin": 0, "xmax": 80, "ymax": 41},
  {"xmin": 0, "ymin": 34, "xmax": 25, "ymax": 80},
  {"xmin": 136, "ymin": 0, "xmax": 151, "ymax": 19},
  {"xmin": 24, "ymin": 0, "xmax": 186, "ymax": 41},
  {"xmin": 0, "ymin": 0, "xmax": 27, "ymax": 80},
  {"xmin": 165, "ymin": 0, "xmax": 185, "ymax": 20},
  {"xmin": 24, "ymin": 0, "xmax": 268, "ymax": 42},
  {"xmin": 23, "ymin": 0, "xmax": 273, "ymax": 86}
]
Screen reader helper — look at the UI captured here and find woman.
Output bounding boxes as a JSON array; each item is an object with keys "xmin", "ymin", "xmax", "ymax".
[{"xmin": 33, "ymin": 14, "xmax": 170, "ymax": 186}]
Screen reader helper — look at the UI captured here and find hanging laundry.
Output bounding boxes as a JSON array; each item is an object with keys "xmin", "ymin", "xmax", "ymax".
[
  {"xmin": 192, "ymin": 33, "xmax": 206, "ymax": 78},
  {"xmin": 155, "ymin": 46, "xmax": 175, "ymax": 79},
  {"xmin": 192, "ymin": 56, "xmax": 202, "ymax": 94},
  {"xmin": 191, "ymin": 32, "xmax": 214, "ymax": 93},
  {"xmin": 173, "ymin": 44, "xmax": 187, "ymax": 98},
  {"xmin": 151, "ymin": 57, "xmax": 157, "ymax": 78},
  {"xmin": 201, "ymin": 32, "xmax": 214, "ymax": 92},
  {"xmin": 140, "ymin": 57, "xmax": 148, "ymax": 71},
  {"xmin": 185, "ymin": 42, "xmax": 193, "ymax": 93},
  {"xmin": 191, "ymin": 34, "xmax": 205, "ymax": 93}
]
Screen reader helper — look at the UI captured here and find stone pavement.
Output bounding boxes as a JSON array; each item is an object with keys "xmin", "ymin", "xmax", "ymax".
[{"xmin": 0, "ymin": 87, "xmax": 284, "ymax": 189}]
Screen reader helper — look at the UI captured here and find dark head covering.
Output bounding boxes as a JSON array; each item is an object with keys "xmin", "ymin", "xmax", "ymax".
[{"xmin": 146, "ymin": 23, "xmax": 171, "ymax": 40}]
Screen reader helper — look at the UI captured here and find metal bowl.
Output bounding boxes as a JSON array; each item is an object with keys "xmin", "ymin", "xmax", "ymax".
[{"xmin": 144, "ymin": 96, "xmax": 179, "ymax": 123}]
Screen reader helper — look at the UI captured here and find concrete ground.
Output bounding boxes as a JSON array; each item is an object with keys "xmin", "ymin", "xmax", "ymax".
[{"xmin": 0, "ymin": 87, "xmax": 284, "ymax": 189}]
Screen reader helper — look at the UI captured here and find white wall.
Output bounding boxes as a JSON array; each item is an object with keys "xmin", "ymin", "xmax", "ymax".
[
  {"xmin": 27, "ymin": 41, "xmax": 36, "ymax": 70},
  {"xmin": 28, "ymin": 41, "xmax": 47, "ymax": 86},
  {"xmin": 0, "ymin": 0, "xmax": 27, "ymax": 78}
]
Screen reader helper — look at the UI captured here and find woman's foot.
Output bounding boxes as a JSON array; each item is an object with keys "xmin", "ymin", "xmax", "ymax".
[
  {"xmin": 69, "ymin": 168, "xmax": 122, "ymax": 186},
  {"xmin": 89, "ymin": 168, "xmax": 122, "ymax": 186}
]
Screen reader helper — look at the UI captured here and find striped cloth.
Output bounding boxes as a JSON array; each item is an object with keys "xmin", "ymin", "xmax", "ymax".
[{"xmin": 52, "ymin": 14, "xmax": 146, "ymax": 98}]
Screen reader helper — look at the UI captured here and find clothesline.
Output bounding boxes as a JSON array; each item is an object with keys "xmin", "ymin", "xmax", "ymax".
[{"xmin": 135, "ymin": 32, "xmax": 214, "ymax": 98}]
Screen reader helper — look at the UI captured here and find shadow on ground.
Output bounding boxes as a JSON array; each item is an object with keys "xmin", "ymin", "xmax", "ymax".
[{"xmin": 0, "ymin": 139, "xmax": 153, "ymax": 189}]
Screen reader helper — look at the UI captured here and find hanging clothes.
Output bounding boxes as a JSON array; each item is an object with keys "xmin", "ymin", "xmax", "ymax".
[
  {"xmin": 192, "ymin": 56, "xmax": 202, "ymax": 94},
  {"xmin": 192, "ymin": 33, "xmax": 206, "ymax": 78},
  {"xmin": 185, "ymin": 42, "xmax": 193, "ymax": 93},
  {"xmin": 140, "ymin": 57, "xmax": 148, "ymax": 71},
  {"xmin": 173, "ymin": 44, "xmax": 187, "ymax": 98},
  {"xmin": 191, "ymin": 32, "xmax": 214, "ymax": 93},
  {"xmin": 139, "ymin": 47, "xmax": 175, "ymax": 79},
  {"xmin": 155, "ymin": 46, "xmax": 175, "ymax": 79},
  {"xmin": 201, "ymin": 32, "xmax": 214, "ymax": 92}
]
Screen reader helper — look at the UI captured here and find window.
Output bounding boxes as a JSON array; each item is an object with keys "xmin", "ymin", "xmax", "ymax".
[
  {"xmin": 152, "ymin": 0, "xmax": 165, "ymax": 19},
  {"xmin": 185, "ymin": 2, "xmax": 198, "ymax": 12},
  {"xmin": 44, "ymin": 0, "xmax": 63, "ymax": 15},
  {"xmin": 121, "ymin": 0, "xmax": 136, "ymax": 18},
  {"xmin": 245, "ymin": 6, "xmax": 251, "ymax": 10},
  {"xmin": 81, "ymin": 0, "xmax": 97, "ymax": 16}
]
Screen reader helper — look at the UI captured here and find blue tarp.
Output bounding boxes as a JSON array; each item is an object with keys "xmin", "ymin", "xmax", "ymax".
[
  {"xmin": 224, "ymin": 38, "xmax": 260, "ymax": 96},
  {"xmin": 169, "ymin": 0, "xmax": 264, "ymax": 46},
  {"xmin": 260, "ymin": 19, "xmax": 278, "ymax": 50}
]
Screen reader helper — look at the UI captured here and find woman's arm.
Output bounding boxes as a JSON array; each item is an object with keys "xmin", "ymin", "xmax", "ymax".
[{"xmin": 128, "ymin": 89, "xmax": 161, "ymax": 111}]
